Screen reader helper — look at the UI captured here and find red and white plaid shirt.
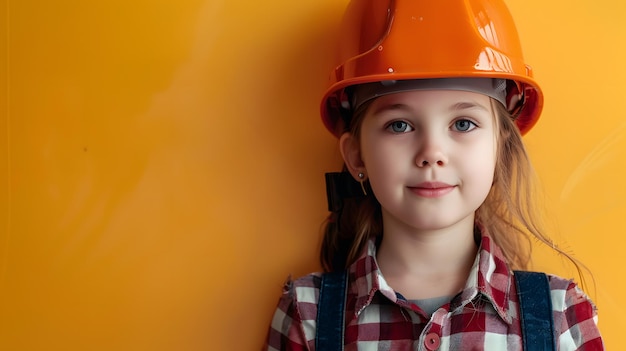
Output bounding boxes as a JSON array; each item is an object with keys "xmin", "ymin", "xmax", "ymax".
[{"xmin": 264, "ymin": 234, "xmax": 603, "ymax": 350}]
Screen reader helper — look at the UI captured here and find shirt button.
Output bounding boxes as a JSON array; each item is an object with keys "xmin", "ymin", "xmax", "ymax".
[{"xmin": 424, "ymin": 332, "xmax": 441, "ymax": 350}]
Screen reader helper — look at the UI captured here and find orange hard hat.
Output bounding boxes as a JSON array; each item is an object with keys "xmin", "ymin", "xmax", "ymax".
[{"xmin": 320, "ymin": 0, "xmax": 543, "ymax": 137}]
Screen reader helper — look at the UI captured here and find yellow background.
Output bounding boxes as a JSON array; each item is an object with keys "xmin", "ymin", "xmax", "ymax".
[{"xmin": 1, "ymin": 0, "xmax": 623, "ymax": 349}]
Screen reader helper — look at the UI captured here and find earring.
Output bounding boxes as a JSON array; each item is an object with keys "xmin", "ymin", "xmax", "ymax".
[{"xmin": 358, "ymin": 172, "xmax": 367, "ymax": 196}]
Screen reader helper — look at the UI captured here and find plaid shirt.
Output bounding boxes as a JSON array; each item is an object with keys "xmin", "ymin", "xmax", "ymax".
[{"xmin": 264, "ymin": 235, "xmax": 604, "ymax": 350}]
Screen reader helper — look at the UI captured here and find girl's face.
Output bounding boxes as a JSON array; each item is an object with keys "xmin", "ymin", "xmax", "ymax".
[{"xmin": 342, "ymin": 90, "xmax": 497, "ymax": 233}]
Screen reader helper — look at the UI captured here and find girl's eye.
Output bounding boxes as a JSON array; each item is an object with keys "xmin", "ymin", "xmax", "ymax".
[
  {"xmin": 386, "ymin": 121, "xmax": 413, "ymax": 133},
  {"xmin": 453, "ymin": 119, "xmax": 477, "ymax": 132}
]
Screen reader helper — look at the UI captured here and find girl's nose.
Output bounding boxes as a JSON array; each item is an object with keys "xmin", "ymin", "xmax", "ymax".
[{"xmin": 416, "ymin": 136, "xmax": 448, "ymax": 167}]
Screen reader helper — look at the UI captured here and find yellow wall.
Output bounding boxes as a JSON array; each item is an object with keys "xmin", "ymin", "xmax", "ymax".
[{"xmin": 1, "ymin": 0, "xmax": 623, "ymax": 349}]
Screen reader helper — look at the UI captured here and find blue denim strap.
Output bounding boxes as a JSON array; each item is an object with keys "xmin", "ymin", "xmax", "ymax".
[
  {"xmin": 514, "ymin": 271, "xmax": 556, "ymax": 351},
  {"xmin": 315, "ymin": 271, "xmax": 348, "ymax": 351}
]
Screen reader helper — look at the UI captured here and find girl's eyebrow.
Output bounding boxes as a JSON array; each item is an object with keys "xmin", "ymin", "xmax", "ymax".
[{"xmin": 449, "ymin": 101, "xmax": 489, "ymax": 112}]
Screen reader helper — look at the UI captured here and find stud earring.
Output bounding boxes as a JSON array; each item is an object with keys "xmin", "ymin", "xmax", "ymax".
[{"xmin": 358, "ymin": 172, "xmax": 367, "ymax": 196}]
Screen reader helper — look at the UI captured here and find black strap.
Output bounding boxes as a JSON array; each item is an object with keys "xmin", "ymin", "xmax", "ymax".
[
  {"xmin": 325, "ymin": 172, "xmax": 366, "ymax": 212},
  {"xmin": 316, "ymin": 270, "xmax": 555, "ymax": 351},
  {"xmin": 514, "ymin": 271, "xmax": 556, "ymax": 351},
  {"xmin": 315, "ymin": 271, "xmax": 348, "ymax": 351}
]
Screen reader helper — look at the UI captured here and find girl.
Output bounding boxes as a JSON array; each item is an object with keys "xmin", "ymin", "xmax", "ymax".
[{"xmin": 265, "ymin": 0, "xmax": 604, "ymax": 350}]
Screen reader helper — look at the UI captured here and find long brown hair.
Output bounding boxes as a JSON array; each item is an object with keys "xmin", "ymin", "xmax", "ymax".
[
  {"xmin": 320, "ymin": 98, "xmax": 588, "ymax": 285},
  {"xmin": 320, "ymin": 101, "xmax": 380, "ymax": 272}
]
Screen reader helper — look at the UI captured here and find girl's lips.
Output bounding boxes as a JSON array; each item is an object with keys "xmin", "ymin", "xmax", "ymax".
[{"xmin": 409, "ymin": 182, "xmax": 456, "ymax": 198}]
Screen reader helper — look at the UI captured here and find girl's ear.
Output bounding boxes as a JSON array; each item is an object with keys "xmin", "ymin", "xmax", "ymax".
[{"xmin": 339, "ymin": 132, "xmax": 365, "ymax": 180}]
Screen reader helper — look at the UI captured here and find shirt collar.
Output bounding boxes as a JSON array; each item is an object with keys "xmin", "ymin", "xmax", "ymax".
[{"xmin": 347, "ymin": 232, "xmax": 514, "ymax": 323}]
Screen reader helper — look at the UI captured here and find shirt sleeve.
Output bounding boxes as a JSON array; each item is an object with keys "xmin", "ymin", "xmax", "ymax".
[
  {"xmin": 263, "ymin": 276, "xmax": 314, "ymax": 351},
  {"xmin": 551, "ymin": 278, "xmax": 604, "ymax": 350}
]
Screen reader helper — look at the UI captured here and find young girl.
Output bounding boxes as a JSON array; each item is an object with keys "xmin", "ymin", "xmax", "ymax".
[{"xmin": 265, "ymin": 0, "xmax": 604, "ymax": 350}]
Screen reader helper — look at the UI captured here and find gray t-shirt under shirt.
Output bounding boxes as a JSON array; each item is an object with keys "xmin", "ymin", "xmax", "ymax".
[{"xmin": 409, "ymin": 295, "xmax": 452, "ymax": 316}]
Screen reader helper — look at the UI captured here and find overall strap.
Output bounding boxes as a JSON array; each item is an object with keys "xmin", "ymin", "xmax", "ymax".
[
  {"xmin": 514, "ymin": 271, "xmax": 556, "ymax": 351},
  {"xmin": 315, "ymin": 271, "xmax": 348, "ymax": 351}
]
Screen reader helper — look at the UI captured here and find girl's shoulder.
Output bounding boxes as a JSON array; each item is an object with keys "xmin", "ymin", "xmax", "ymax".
[
  {"xmin": 265, "ymin": 273, "xmax": 324, "ymax": 350},
  {"xmin": 280, "ymin": 272, "xmax": 323, "ymax": 304},
  {"xmin": 544, "ymin": 273, "xmax": 604, "ymax": 348},
  {"xmin": 544, "ymin": 273, "xmax": 597, "ymax": 312}
]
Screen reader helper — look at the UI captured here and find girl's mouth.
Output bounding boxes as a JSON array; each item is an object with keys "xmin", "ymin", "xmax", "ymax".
[{"xmin": 409, "ymin": 182, "xmax": 456, "ymax": 198}]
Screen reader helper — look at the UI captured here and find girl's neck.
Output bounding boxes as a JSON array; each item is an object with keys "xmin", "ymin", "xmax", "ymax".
[{"xmin": 375, "ymin": 212, "xmax": 478, "ymax": 299}]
